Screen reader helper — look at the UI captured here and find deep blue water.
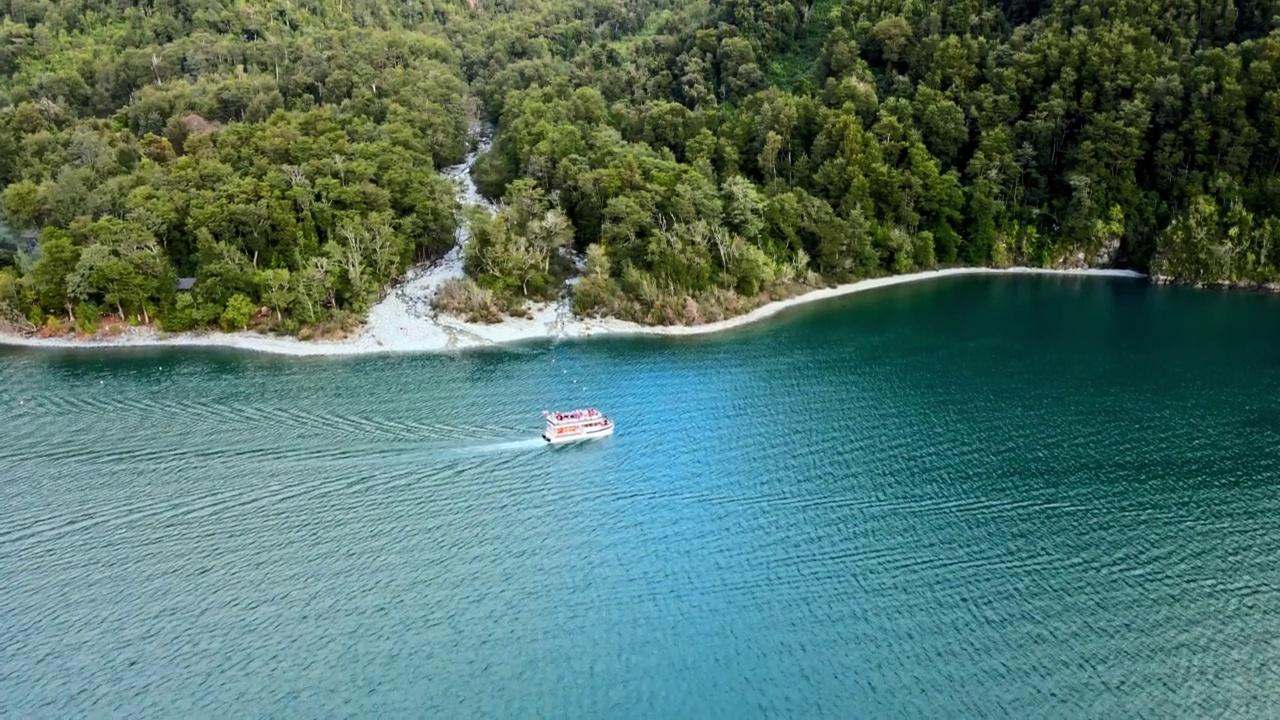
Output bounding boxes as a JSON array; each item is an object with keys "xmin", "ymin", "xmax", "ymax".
[{"xmin": 3, "ymin": 274, "xmax": 1280, "ymax": 717}]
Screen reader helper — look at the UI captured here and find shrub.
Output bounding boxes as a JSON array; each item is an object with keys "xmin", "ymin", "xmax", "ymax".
[
  {"xmin": 572, "ymin": 275, "xmax": 621, "ymax": 317},
  {"xmin": 302, "ymin": 309, "xmax": 363, "ymax": 340},
  {"xmin": 913, "ymin": 231, "xmax": 937, "ymax": 269},
  {"xmin": 434, "ymin": 277, "xmax": 503, "ymax": 323},
  {"xmin": 161, "ymin": 294, "xmax": 198, "ymax": 332},
  {"xmin": 193, "ymin": 299, "xmax": 223, "ymax": 327},
  {"xmin": 73, "ymin": 302, "xmax": 99, "ymax": 335},
  {"xmin": 619, "ymin": 263, "xmax": 658, "ymax": 304},
  {"xmin": 220, "ymin": 293, "xmax": 255, "ymax": 332}
]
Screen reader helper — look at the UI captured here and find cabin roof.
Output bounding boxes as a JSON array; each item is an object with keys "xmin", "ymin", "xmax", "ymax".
[{"xmin": 176, "ymin": 277, "xmax": 196, "ymax": 291}]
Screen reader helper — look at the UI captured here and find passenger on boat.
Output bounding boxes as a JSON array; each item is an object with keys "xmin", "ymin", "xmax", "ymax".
[{"xmin": 547, "ymin": 409, "xmax": 602, "ymax": 422}]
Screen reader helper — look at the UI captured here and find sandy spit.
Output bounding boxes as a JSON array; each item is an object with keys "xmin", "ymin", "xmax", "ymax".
[{"xmin": 0, "ymin": 267, "xmax": 1147, "ymax": 357}]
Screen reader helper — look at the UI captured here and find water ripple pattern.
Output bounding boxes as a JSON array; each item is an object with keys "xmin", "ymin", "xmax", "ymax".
[{"xmin": 3, "ymin": 275, "xmax": 1280, "ymax": 718}]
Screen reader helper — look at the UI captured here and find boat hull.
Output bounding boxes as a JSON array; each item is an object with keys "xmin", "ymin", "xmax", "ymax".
[{"xmin": 543, "ymin": 424, "xmax": 615, "ymax": 444}]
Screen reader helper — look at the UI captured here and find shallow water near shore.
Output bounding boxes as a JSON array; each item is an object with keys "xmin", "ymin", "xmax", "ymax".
[{"xmin": 3, "ymin": 274, "xmax": 1280, "ymax": 717}]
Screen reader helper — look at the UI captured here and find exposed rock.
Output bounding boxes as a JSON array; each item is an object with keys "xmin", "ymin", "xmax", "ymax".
[
  {"xmin": 1092, "ymin": 235, "xmax": 1121, "ymax": 267},
  {"xmin": 1049, "ymin": 236, "xmax": 1122, "ymax": 271},
  {"xmin": 1147, "ymin": 275, "xmax": 1280, "ymax": 293}
]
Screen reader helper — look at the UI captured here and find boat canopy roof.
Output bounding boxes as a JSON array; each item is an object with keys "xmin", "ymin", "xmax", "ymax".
[{"xmin": 543, "ymin": 408, "xmax": 602, "ymax": 425}]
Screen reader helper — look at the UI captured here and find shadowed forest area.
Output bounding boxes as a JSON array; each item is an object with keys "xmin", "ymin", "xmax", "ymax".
[{"xmin": 0, "ymin": 0, "xmax": 1276, "ymax": 333}]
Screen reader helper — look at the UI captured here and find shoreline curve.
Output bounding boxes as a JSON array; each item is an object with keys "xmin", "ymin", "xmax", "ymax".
[{"xmin": 0, "ymin": 267, "xmax": 1147, "ymax": 357}]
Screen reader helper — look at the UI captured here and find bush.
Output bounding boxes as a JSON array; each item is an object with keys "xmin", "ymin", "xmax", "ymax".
[
  {"xmin": 572, "ymin": 275, "xmax": 622, "ymax": 317},
  {"xmin": 72, "ymin": 302, "xmax": 99, "ymax": 335},
  {"xmin": 645, "ymin": 292, "xmax": 692, "ymax": 325},
  {"xmin": 913, "ymin": 231, "xmax": 937, "ymax": 269},
  {"xmin": 220, "ymin": 293, "xmax": 255, "ymax": 332},
  {"xmin": 693, "ymin": 287, "xmax": 758, "ymax": 323},
  {"xmin": 302, "ymin": 309, "xmax": 363, "ymax": 339},
  {"xmin": 75, "ymin": 315, "xmax": 100, "ymax": 335},
  {"xmin": 161, "ymin": 294, "xmax": 198, "ymax": 332},
  {"xmin": 193, "ymin": 299, "xmax": 223, "ymax": 327},
  {"xmin": 733, "ymin": 243, "xmax": 776, "ymax": 297},
  {"xmin": 619, "ymin": 263, "xmax": 659, "ymax": 304},
  {"xmin": 434, "ymin": 277, "xmax": 503, "ymax": 323}
]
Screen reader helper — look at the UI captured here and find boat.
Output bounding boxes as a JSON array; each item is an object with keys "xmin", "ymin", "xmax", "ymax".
[{"xmin": 542, "ymin": 408, "xmax": 614, "ymax": 444}]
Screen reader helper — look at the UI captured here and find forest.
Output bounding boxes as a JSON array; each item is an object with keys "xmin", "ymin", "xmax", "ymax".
[{"xmin": 0, "ymin": 0, "xmax": 1277, "ymax": 333}]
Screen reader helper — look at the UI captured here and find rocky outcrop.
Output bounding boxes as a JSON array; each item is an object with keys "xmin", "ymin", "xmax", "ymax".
[
  {"xmin": 1150, "ymin": 274, "xmax": 1280, "ymax": 293},
  {"xmin": 1092, "ymin": 235, "xmax": 1122, "ymax": 267},
  {"xmin": 1049, "ymin": 236, "xmax": 1122, "ymax": 271}
]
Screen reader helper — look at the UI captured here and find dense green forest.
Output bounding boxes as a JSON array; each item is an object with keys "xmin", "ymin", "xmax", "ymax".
[
  {"xmin": 461, "ymin": 0, "xmax": 1280, "ymax": 322},
  {"xmin": 0, "ymin": 0, "xmax": 1277, "ymax": 334},
  {"xmin": 0, "ymin": 0, "xmax": 482, "ymax": 335}
]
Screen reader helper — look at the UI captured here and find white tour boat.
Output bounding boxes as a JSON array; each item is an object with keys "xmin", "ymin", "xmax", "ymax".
[{"xmin": 542, "ymin": 408, "xmax": 614, "ymax": 444}]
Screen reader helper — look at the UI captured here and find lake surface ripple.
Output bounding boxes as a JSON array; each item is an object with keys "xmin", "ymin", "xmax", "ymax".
[{"xmin": 3, "ymin": 275, "xmax": 1280, "ymax": 718}]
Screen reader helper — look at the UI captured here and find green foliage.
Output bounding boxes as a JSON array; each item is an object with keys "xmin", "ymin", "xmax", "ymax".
[
  {"xmin": 3, "ymin": 180, "xmax": 43, "ymax": 229},
  {"xmin": 162, "ymin": 294, "xmax": 199, "ymax": 333},
  {"xmin": 2, "ymin": 0, "xmax": 1276, "ymax": 335},
  {"xmin": 29, "ymin": 230, "xmax": 81, "ymax": 317},
  {"xmin": 259, "ymin": 269, "xmax": 293, "ymax": 324},
  {"xmin": 220, "ymin": 293, "xmax": 256, "ymax": 333},
  {"xmin": 0, "ymin": 267, "xmax": 29, "ymax": 330},
  {"xmin": 0, "ymin": 0, "xmax": 465, "ymax": 334},
  {"xmin": 464, "ymin": 181, "xmax": 573, "ymax": 301},
  {"xmin": 465, "ymin": 0, "xmax": 1280, "ymax": 312},
  {"xmin": 73, "ymin": 303, "xmax": 100, "ymax": 335},
  {"xmin": 1152, "ymin": 196, "xmax": 1280, "ymax": 284}
]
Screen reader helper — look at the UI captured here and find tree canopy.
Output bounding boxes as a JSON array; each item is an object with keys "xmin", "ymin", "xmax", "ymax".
[
  {"xmin": 1, "ymin": 0, "xmax": 1277, "ymax": 333},
  {"xmin": 0, "ymin": 0, "xmax": 472, "ymax": 334},
  {"xmin": 463, "ymin": 0, "xmax": 1280, "ymax": 322}
]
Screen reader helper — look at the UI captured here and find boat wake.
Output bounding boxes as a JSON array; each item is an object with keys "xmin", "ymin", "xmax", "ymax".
[{"xmin": 456, "ymin": 438, "xmax": 547, "ymax": 455}]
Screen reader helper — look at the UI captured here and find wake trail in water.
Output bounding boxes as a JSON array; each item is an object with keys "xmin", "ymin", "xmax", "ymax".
[{"xmin": 455, "ymin": 438, "xmax": 546, "ymax": 455}]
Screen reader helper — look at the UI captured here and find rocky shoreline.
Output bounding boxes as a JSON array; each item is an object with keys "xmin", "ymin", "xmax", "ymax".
[
  {"xmin": 0, "ymin": 267, "xmax": 1149, "ymax": 357},
  {"xmin": 1149, "ymin": 275, "xmax": 1280, "ymax": 293}
]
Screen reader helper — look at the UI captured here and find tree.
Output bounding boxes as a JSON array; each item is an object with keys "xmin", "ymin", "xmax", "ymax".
[
  {"xmin": 0, "ymin": 268, "xmax": 31, "ymax": 330},
  {"xmin": 29, "ymin": 230, "xmax": 81, "ymax": 318},
  {"xmin": 721, "ymin": 176, "xmax": 764, "ymax": 243},
  {"xmin": 914, "ymin": 87, "xmax": 968, "ymax": 165},
  {"xmin": 259, "ymin": 268, "xmax": 292, "ymax": 323},
  {"xmin": 3, "ymin": 180, "xmax": 44, "ymax": 230},
  {"xmin": 872, "ymin": 16, "xmax": 912, "ymax": 64},
  {"xmin": 220, "ymin": 293, "xmax": 255, "ymax": 332},
  {"xmin": 718, "ymin": 37, "xmax": 766, "ymax": 100},
  {"xmin": 68, "ymin": 244, "xmax": 139, "ymax": 321},
  {"xmin": 0, "ymin": 0, "xmax": 1276, "ymax": 333}
]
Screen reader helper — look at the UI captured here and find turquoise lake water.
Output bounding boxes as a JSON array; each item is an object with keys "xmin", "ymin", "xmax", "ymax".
[{"xmin": 3, "ymin": 274, "xmax": 1280, "ymax": 717}]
